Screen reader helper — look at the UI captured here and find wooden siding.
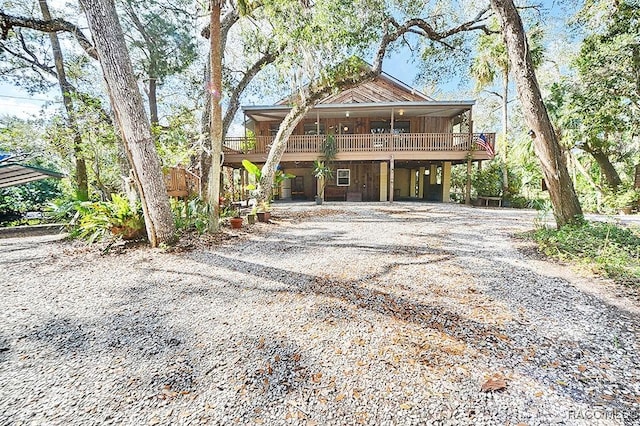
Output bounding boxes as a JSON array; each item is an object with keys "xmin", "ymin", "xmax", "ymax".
[
  {"xmin": 320, "ymin": 79, "xmax": 428, "ymax": 104},
  {"xmin": 278, "ymin": 76, "xmax": 430, "ymax": 105},
  {"xmin": 255, "ymin": 116, "xmax": 452, "ymax": 136},
  {"xmin": 317, "ymin": 162, "xmax": 381, "ymax": 202}
]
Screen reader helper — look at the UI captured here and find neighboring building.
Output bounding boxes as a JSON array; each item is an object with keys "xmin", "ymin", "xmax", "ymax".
[{"xmin": 223, "ymin": 73, "xmax": 495, "ymax": 202}]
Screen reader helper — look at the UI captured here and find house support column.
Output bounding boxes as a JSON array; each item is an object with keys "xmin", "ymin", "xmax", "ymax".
[
  {"xmin": 410, "ymin": 169, "xmax": 417, "ymax": 198},
  {"xmin": 465, "ymin": 158, "xmax": 472, "ymax": 205},
  {"xmin": 418, "ymin": 166, "xmax": 425, "ymax": 198},
  {"xmin": 430, "ymin": 164, "xmax": 437, "ymax": 185},
  {"xmin": 389, "ymin": 156, "xmax": 395, "ymax": 202},
  {"xmin": 442, "ymin": 161, "xmax": 451, "ymax": 203},
  {"xmin": 379, "ymin": 161, "xmax": 388, "ymax": 202}
]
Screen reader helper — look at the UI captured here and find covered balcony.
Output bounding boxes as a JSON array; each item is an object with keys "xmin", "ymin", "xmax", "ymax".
[{"xmin": 223, "ymin": 132, "xmax": 496, "ymax": 165}]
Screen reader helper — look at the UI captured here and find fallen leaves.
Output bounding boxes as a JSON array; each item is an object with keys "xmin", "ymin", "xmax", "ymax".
[{"xmin": 481, "ymin": 374, "xmax": 507, "ymax": 392}]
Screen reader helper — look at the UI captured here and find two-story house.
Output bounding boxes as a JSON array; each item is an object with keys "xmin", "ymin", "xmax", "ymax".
[{"xmin": 223, "ymin": 72, "xmax": 494, "ymax": 203}]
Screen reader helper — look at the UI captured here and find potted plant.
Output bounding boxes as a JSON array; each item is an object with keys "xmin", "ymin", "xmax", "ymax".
[
  {"xmin": 229, "ymin": 208, "xmax": 243, "ymax": 229},
  {"xmin": 256, "ymin": 201, "xmax": 271, "ymax": 222},
  {"xmin": 247, "ymin": 208, "xmax": 257, "ymax": 224},
  {"xmin": 313, "ymin": 159, "xmax": 333, "ymax": 205}
]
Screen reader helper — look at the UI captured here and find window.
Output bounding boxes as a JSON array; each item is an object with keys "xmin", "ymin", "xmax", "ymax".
[
  {"xmin": 269, "ymin": 123, "xmax": 280, "ymax": 136},
  {"xmin": 303, "ymin": 123, "xmax": 325, "ymax": 135},
  {"xmin": 369, "ymin": 120, "xmax": 410, "ymax": 134},
  {"xmin": 336, "ymin": 169, "xmax": 350, "ymax": 186},
  {"xmin": 339, "ymin": 122, "xmax": 354, "ymax": 134},
  {"xmin": 393, "ymin": 121, "xmax": 411, "ymax": 134}
]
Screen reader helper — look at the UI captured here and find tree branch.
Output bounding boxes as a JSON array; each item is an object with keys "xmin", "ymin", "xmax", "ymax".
[
  {"xmin": 223, "ymin": 49, "xmax": 279, "ymax": 137},
  {"xmin": 0, "ymin": 39, "xmax": 57, "ymax": 78},
  {"xmin": 0, "ymin": 11, "xmax": 97, "ymax": 59}
]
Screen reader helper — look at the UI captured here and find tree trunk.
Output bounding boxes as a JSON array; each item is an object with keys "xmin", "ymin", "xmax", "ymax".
[
  {"xmin": 79, "ymin": 0, "xmax": 175, "ymax": 247},
  {"xmin": 501, "ymin": 69, "xmax": 509, "ymax": 195},
  {"xmin": 148, "ymin": 75, "xmax": 159, "ymax": 126},
  {"xmin": 199, "ymin": 58, "xmax": 212, "ymax": 197},
  {"xmin": 38, "ymin": 0, "xmax": 89, "ymax": 201},
  {"xmin": 584, "ymin": 144, "xmax": 622, "ymax": 190},
  {"xmin": 207, "ymin": 0, "xmax": 222, "ymax": 232},
  {"xmin": 490, "ymin": 0, "xmax": 583, "ymax": 227}
]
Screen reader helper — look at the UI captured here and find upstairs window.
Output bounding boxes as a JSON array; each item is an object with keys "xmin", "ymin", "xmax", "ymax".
[{"xmin": 304, "ymin": 123, "xmax": 325, "ymax": 135}]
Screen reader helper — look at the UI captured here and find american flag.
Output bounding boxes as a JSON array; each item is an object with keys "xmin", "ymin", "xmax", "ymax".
[{"xmin": 473, "ymin": 133, "xmax": 495, "ymax": 157}]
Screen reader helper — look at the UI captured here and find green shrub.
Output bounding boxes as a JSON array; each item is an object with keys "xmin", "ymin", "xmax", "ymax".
[
  {"xmin": 530, "ymin": 221, "xmax": 640, "ymax": 285},
  {"xmin": 171, "ymin": 197, "xmax": 209, "ymax": 234},
  {"xmin": 51, "ymin": 194, "xmax": 145, "ymax": 243},
  {"xmin": 472, "ymin": 160, "xmax": 522, "ymax": 198}
]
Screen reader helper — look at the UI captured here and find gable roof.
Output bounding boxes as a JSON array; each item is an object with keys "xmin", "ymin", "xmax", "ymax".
[
  {"xmin": 319, "ymin": 74, "xmax": 432, "ymax": 104},
  {"xmin": 277, "ymin": 68, "xmax": 433, "ymax": 106}
]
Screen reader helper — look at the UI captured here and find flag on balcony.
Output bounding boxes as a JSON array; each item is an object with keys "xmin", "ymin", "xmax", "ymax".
[{"xmin": 474, "ymin": 133, "xmax": 495, "ymax": 157}]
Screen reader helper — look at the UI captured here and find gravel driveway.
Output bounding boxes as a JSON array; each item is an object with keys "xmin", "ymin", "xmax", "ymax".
[{"xmin": 1, "ymin": 202, "xmax": 638, "ymax": 425}]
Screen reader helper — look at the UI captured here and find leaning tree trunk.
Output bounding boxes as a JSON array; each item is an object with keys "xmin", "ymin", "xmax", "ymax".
[
  {"xmin": 38, "ymin": 0, "xmax": 89, "ymax": 201},
  {"xmin": 79, "ymin": 0, "xmax": 175, "ymax": 247},
  {"xmin": 584, "ymin": 143, "xmax": 622, "ymax": 190},
  {"xmin": 207, "ymin": 0, "xmax": 223, "ymax": 232},
  {"xmin": 490, "ymin": 0, "xmax": 583, "ymax": 227}
]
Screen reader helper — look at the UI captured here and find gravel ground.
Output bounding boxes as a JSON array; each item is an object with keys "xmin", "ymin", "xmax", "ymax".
[{"xmin": 1, "ymin": 202, "xmax": 638, "ymax": 425}]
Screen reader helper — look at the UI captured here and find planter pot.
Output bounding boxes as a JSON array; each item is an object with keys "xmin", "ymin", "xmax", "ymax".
[
  {"xmin": 247, "ymin": 214, "xmax": 256, "ymax": 225},
  {"xmin": 256, "ymin": 211, "xmax": 271, "ymax": 222},
  {"xmin": 110, "ymin": 226, "xmax": 144, "ymax": 240},
  {"xmin": 229, "ymin": 217, "xmax": 243, "ymax": 229},
  {"xmin": 315, "ymin": 196, "xmax": 323, "ymax": 205},
  {"xmin": 619, "ymin": 206, "xmax": 633, "ymax": 215}
]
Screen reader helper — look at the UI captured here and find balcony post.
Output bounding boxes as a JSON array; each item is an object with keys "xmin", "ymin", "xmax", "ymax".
[
  {"xmin": 465, "ymin": 157, "xmax": 472, "ymax": 205},
  {"xmin": 379, "ymin": 161, "xmax": 388, "ymax": 202},
  {"xmin": 410, "ymin": 168, "xmax": 416, "ymax": 198},
  {"xmin": 442, "ymin": 161, "xmax": 451, "ymax": 203},
  {"xmin": 389, "ymin": 156, "xmax": 395, "ymax": 202}
]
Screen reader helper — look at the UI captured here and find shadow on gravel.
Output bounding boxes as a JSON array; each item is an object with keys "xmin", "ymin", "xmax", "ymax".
[
  {"xmin": 0, "ymin": 334, "xmax": 9, "ymax": 363},
  {"xmin": 183, "ymin": 245, "xmax": 639, "ymax": 423},
  {"xmin": 21, "ymin": 310, "xmax": 325, "ymax": 422}
]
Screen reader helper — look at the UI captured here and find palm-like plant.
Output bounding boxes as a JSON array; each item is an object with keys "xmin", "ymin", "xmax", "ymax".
[{"xmin": 470, "ymin": 22, "xmax": 544, "ymax": 193}]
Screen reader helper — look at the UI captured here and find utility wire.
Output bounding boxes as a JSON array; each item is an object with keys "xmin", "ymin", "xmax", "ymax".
[{"xmin": 0, "ymin": 94, "xmax": 55, "ymax": 102}]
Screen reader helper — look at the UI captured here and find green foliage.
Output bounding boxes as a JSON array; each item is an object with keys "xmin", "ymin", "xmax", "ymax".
[
  {"xmin": 240, "ymin": 130, "xmax": 257, "ymax": 152},
  {"xmin": 51, "ymin": 194, "xmax": 145, "ymax": 243},
  {"xmin": 602, "ymin": 187, "xmax": 640, "ymax": 212},
  {"xmin": 472, "ymin": 161, "xmax": 521, "ymax": 198},
  {"xmin": 120, "ymin": 0, "xmax": 197, "ymax": 88},
  {"xmin": 242, "ymin": 159, "xmax": 261, "ymax": 191},
  {"xmin": 322, "ymin": 134, "xmax": 337, "ymax": 161},
  {"xmin": 531, "ymin": 221, "xmax": 640, "ymax": 286},
  {"xmin": 0, "ymin": 179, "xmax": 63, "ymax": 225},
  {"xmin": 171, "ymin": 198, "xmax": 209, "ymax": 234},
  {"xmin": 313, "ymin": 159, "xmax": 333, "ymax": 198},
  {"xmin": 153, "ymin": 107, "xmax": 198, "ymax": 166},
  {"xmin": 0, "ymin": 117, "xmax": 65, "ymax": 223}
]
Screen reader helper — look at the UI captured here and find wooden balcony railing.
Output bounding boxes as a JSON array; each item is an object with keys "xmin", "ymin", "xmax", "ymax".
[{"xmin": 224, "ymin": 133, "xmax": 495, "ymax": 155}]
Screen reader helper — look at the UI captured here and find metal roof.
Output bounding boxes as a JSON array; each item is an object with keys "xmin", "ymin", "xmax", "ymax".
[{"xmin": 0, "ymin": 163, "xmax": 65, "ymax": 188}]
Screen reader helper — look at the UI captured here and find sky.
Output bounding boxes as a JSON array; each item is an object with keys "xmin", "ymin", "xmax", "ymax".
[{"xmin": 0, "ymin": 0, "xmax": 579, "ymax": 122}]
